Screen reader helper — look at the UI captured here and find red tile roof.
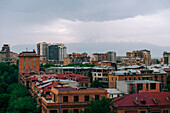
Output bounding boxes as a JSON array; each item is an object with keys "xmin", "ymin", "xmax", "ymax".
[{"xmin": 112, "ymin": 92, "xmax": 170, "ymax": 107}]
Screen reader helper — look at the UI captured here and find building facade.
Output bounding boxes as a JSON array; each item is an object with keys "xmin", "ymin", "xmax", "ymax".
[
  {"xmin": 126, "ymin": 49, "xmax": 151, "ymax": 66},
  {"xmin": 19, "ymin": 50, "xmax": 40, "ymax": 73},
  {"xmin": 42, "ymin": 87, "xmax": 108, "ymax": 113},
  {"xmin": 163, "ymin": 51, "xmax": 170, "ymax": 65}
]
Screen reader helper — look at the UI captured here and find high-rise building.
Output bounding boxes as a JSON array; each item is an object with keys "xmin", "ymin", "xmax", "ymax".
[
  {"xmin": 37, "ymin": 42, "xmax": 67, "ymax": 63},
  {"xmin": 163, "ymin": 51, "xmax": 170, "ymax": 65},
  {"xmin": 48, "ymin": 44, "xmax": 59, "ymax": 60},
  {"xmin": 37, "ymin": 42, "xmax": 48, "ymax": 58}
]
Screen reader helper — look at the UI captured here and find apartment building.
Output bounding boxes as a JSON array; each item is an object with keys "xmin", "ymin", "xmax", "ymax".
[
  {"xmin": 93, "ymin": 51, "xmax": 116, "ymax": 63},
  {"xmin": 42, "ymin": 87, "xmax": 108, "ymax": 113},
  {"xmin": 108, "ymin": 69, "xmax": 167, "ymax": 89},
  {"xmin": 126, "ymin": 49, "xmax": 151, "ymax": 66},
  {"xmin": 116, "ymin": 80, "xmax": 161, "ymax": 94},
  {"xmin": 19, "ymin": 50, "xmax": 40, "ymax": 73}
]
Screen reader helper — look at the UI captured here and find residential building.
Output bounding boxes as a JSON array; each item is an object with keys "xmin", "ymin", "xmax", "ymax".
[
  {"xmin": 163, "ymin": 51, "xmax": 170, "ymax": 65},
  {"xmin": 117, "ymin": 56, "xmax": 145, "ymax": 66},
  {"xmin": 116, "ymin": 80, "xmax": 161, "ymax": 94},
  {"xmin": 108, "ymin": 69, "xmax": 167, "ymax": 89},
  {"xmin": 64, "ymin": 52, "xmax": 90, "ymax": 65},
  {"xmin": 37, "ymin": 42, "xmax": 48, "ymax": 64},
  {"xmin": 93, "ymin": 51, "xmax": 116, "ymax": 63},
  {"xmin": 92, "ymin": 66, "xmax": 115, "ymax": 87},
  {"xmin": 105, "ymin": 88, "xmax": 124, "ymax": 99},
  {"xmin": 112, "ymin": 92, "xmax": 170, "ymax": 113},
  {"xmin": 48, "ymin": 44, "xmax": 59, "ymax": 61},
  {"xmin": 126, "ymin": 49, "xmax": 151, "ymax": 66},
  {"xmin": 19, "ymin": 50, "xmax": 40, "ymax": 73},
  {"xmin": 42, "ymin": 87, "xmax": 108, "ymax": 113}
]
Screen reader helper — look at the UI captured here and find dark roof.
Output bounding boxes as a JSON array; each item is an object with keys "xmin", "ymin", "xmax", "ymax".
[
  {"xmin": 112, "ymin": 92, "xmax": 170, "ymax": 107},
  {"xmin": 54, "ymin": 87, "xmax": 105, "ymax": 91},
  {"xmin": 19, "ymin": 51, "xmax": 39, "ymax": 57}
]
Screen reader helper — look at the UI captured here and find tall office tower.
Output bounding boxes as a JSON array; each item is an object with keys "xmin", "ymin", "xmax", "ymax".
[
  {"xmin": 107, "ymin": 51, "xmax": 116, "ymax": 63},
  {"xmin": 48, "ymin": 44, "xmax": 59, "ymax": 60}
]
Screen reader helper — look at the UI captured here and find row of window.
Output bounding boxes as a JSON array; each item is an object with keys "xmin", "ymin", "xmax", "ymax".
[
  {"xmin": 24, "ymin": 58, "xmax": 36, "ymax": 61},
  {"xmin": 50, "ymin": 109, "xmax": 79, "ymax": 113},
  {"xmin": 63, "ymin": 95, "xmax": 100, "ymax": 102},
  {"xmin": 24, "ymin": 62, "xmax": 36, "ymax": 65}
]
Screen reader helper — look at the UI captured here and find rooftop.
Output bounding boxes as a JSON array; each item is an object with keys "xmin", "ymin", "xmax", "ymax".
[
  {"xmin": 112, "ymin": 92, "xmax": 170, "ymax": 107},
  {"xmin": 117, "ymin": 80, "xmax": 161, "ymax": 84},
  {"xmin": 54, "ymin": 87, "xmax": 105, "ymax": 91}
]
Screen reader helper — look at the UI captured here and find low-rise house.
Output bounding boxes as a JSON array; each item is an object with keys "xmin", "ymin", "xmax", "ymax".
[{"xmin": 112, "ymin": 92, "xmax": 170, "ymax": 113}]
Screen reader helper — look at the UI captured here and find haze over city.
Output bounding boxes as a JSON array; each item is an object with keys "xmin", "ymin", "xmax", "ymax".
[{"xmin": 1, "ymin": 0, "xmax": 170, "ymax": 57}]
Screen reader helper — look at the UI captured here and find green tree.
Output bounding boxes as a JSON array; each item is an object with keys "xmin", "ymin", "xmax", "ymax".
[
  {"xmin": 0, "ymin": 94, "xmax": 10, "ymax": 113},
  {"xmin": 91, "ymin": 80, "xmax": 103, "ymax": 88},
  {"xmin": 0, "ymin": 82, "xmax": 8, "ymax": 94},
  {"xmin": 7, "ymin": 96, "xmax": 36, "ymax": 113},
  {"xmin": 81, "ymin": 96, "xmax": 116, "ymax": 113}
]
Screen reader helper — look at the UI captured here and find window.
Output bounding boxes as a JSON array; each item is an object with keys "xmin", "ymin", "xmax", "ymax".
[
  {"xmin": 63, "ymin": 110, "xmax": 68, "ymax": 113},
  {"xmin": 74, "ymin": 109, "xmax": 79, "ymax": 113},
  {"xmin": 74, "ymin": 96, "xmax": 79, "ymax": 102},
  {"xmin": 98, "ymin": 73, "xmax": 101, "ymax": 76},
  {"xmin": 29, "ymin": 62, "xmax": 31, "ymax": 65},
  {"xmin": 95, "ymin": 95, "xmax": 100, "ymax": 100},
  {"xmin": 63, "ymin": 96, "xmax": 68, "ymax": 102},
  {"xmin": 34, "ymin": 62, "xmax": 36, "ymax": 65},
  {"xmin": 24, "ymin": 66, "xmax": 26, "ymax": 69},
  {"xmin": 137, "ymin": 84, "xmax": 143, "ymax": 90},
  {"xmin": 112, "ymin": 77, "xmax": 113, "ymax": 80},
  {"xmin": 34, "ymin": 58, "xmax": 36, "ymax": 61},
  {"xmin": 146, "ymin": 83, "xmax": 148, "ymax": 89},
  {"xmin": 24, "ymin": 58, "xmax": 26, "ymax": 61},
  {"xmin": 24, "ymin": 62, "xmax": 26, "ymax": 65},
  {"xmin": 84, "ymin": 96, "xmax": 89, "ymax": 102},
  {"xmin": 138, "ymin": 77, "xmax": 140, "ymax": 80},
  {"xmin": 129, "ymin": 77, "xmax": 131, "ymax": 80},
  {"xmin": 34, "ymin": 67, "xmax": 36, "ymax": 69},
  {"xmin": 29, "ymin": 58, "xmax": 31, "ymax": 60},
  {"xmin": 50, "ymin": 110, "xmax": 57, "ymax": 113},
  {"xmin": 163, "ymin": 110, "xmax": 168, "ymax": 113},
  {"xmin": 150, "ymin": 83, "xmax": 156, "ymax": 90},
  {"xmin": 29, "ymin": 66, "xmax": 31, "ymax": 69}
]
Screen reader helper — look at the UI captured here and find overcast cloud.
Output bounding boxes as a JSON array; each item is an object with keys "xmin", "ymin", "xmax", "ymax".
[{"xmin": 1, "ymin": 0, "xmax": 170, "ymax": 55}]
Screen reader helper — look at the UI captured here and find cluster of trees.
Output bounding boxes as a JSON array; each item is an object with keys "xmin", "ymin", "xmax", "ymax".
[
  {"xmin": 40, "ymin": 63, "xmax": 94, "ymax": 68},
  {"xmin": 0, "ymin": 62, "xmax": 41, "ymax": 113}
]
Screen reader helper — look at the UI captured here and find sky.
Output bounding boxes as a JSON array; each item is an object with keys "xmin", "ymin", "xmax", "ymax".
[{"xmin": 1, "ymin": 0, "xmax": 170, "ymax": 57}]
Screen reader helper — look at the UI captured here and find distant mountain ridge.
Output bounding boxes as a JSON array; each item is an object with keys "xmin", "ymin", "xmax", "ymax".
[{"xmin": 11, "ymin": 42, "xmax": 170, "ymax": 58}]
